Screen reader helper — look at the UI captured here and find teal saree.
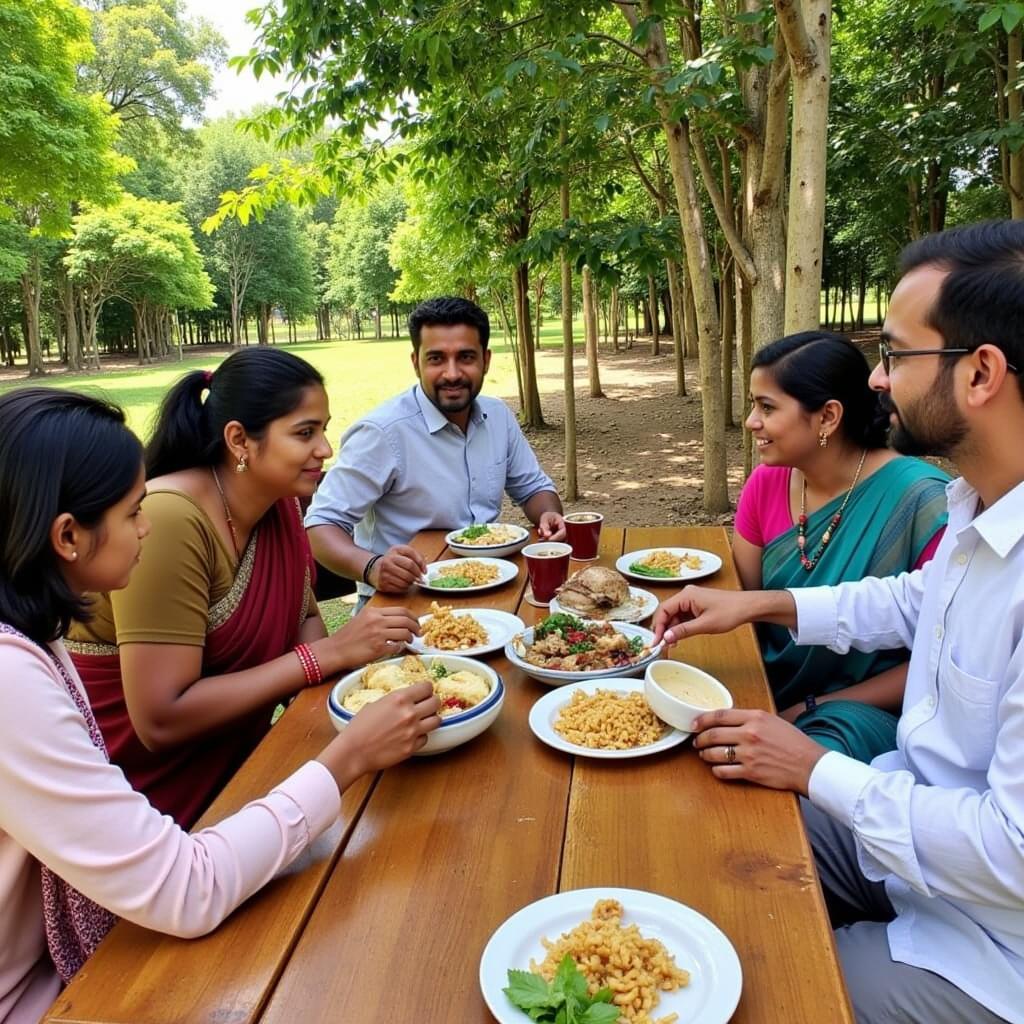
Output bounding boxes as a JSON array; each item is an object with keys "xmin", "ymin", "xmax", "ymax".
[{"xmin": 759, "ymin": 457, "xmax": 948, "ymax": 762}]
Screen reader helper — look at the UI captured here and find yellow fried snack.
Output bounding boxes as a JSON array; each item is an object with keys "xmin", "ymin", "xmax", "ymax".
[{"xmin": 532, "ymin": 899, "xmax": 689, "ymax": 1024}]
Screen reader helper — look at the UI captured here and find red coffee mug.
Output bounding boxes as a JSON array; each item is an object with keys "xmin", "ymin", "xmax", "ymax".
[
  {"xmin": 523, "ymin": 542, "xmax": 572, "ymax": 603},
  {"xmin": 564, "ymin": 512, "xmax": 604, "ymax": 560}
]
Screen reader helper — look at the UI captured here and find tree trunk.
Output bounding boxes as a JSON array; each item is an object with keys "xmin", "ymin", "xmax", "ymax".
[
  {"xmin": 59, "ymin": 270, "xmax": 84, "ymax": 372},
  {"xmin": 512, "ymin": 263, "xmax": 544, "ymax": 426},
  {"xmin": 582, "ymin": 266, "xmax": 603, "ymax": 398},
  {"xmin": 560, "ymin": 170, "xmax": 579, "ymax": 502},
  {"xmin": 19, "ymin": 255, "xmax": 45, "ymax": 377},
  {"xmin": 736, "ymin": 263, "xmax": 754, "ymax": 479},
  {"xmin": 648, "ymin": 275, "xmax": 660, "ymax": 355},
  {"xmin": 666, "ymin": 259, "xmax": 687, "ymax": 397},
  {"xmin": 610, "ymin": 285, "xmax": 620, "ymax": 352},
  {"xmin": 778, "ymin": 0, "xmax": 832, "ymax": 333},
  {"xmin": 504, "ymin": 276, "xmax": 526, "ymax": 412},
  {"xmin": 721, "ymin": 256, "xmax": 736, "ymax": 427},
  {"xmin": 1007, "ymin": 30, "xmax": 1024, "ymax": 217}
]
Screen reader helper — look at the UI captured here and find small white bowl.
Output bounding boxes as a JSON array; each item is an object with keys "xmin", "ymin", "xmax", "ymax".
[
  {"xmin": 328, "ymin": 655, "xmax": 503, "ymax": 755},
  {"xmin": 445, "ymin": 523, "xmax": 530, "ymax": 559},
  {"xmin": 644, "ymin": 660, "xmax": 733, "ymax": 733},
  {"xmin": 505, "ymin": 621, "xmax": 662, "ymax": 687}
]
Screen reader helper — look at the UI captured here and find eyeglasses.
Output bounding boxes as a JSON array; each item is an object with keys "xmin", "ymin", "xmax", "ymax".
[{"xmin": 878, "ymin": 342, "xmax": 1020, "ymax": 375}]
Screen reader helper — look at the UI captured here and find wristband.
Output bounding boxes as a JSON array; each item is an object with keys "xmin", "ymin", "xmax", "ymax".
[
  {"xmin": 804, "ymin": 694, "xmax": 818, "ymax": 714},
  {"xmin": 362, "ymin": 553, "xmax": 383, "ymax": 585},
  {"xmin": 294, "ymin": 643, "xmax": 322, "ymax": 687}
]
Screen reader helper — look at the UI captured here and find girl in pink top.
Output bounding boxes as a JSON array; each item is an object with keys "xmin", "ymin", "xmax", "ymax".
[
  {"xmin": 0, "ymin": 389, "xmax": 440, "ymax": 1024},
  {"xmin": 732, "ymin": 332, "xmax": 948, "ymax": 762}
]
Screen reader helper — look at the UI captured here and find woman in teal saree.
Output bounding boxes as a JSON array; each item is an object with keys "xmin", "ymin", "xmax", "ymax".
[{"xmin": 733, "ymin": 331, "xmax": 948, "ymax": 762}]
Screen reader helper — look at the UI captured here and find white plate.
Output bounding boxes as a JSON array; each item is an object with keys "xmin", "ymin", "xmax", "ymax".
[
  {"xmin": 407, "ymin": 608, "xmax": 526, "ymax": 657},
  {"xmin": 528, "ymin": 679, "xmax": 687, "ymax": 759},
  {"xmin": 419, "ymin": 557, "xmax": 519, "ymax": 594},
  {"xmin": 549, "ymin": 585, "xmax": 659, "ymax": 624},
  {"xmin": 445, "ymin": 523, "xmax": 531, "ymax": 559},
  {"xmin": 506, "ymin": 621, "xmax": 663, "ymax": 687},
  {"xmin": 480, "ymin": 887, "xmax": 742, "ymax": 1024},
  {"xmin": 617, "ymin": 547, "xmax": 723, "ymax": 583}
]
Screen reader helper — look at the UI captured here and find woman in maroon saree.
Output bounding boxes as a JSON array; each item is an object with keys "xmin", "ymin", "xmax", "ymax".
[{"xmin": 67, "ymin": 349, "xmax": 420, "ymax": 826}]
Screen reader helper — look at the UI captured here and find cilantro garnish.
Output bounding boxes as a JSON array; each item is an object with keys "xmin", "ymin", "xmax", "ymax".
[
  {"xmin": 503, "ymin": 955, "xmax": 619, "ymax": 1024},
  {"xmin": 628, "ymin": 635, "xmax": 644, "ymax": 655},
  {"xmin": 534, "ymin": 613, "xmax": 585, "ymax": 639},
  {"xmin": 455, "ymin": 524, "xmax": 490, "ymax": 541},
  {"xmin": 430, "ymin": 662, "xmax": 449, "ymax": 679}
]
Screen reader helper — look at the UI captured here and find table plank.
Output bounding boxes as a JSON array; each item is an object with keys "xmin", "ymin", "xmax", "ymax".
[
  {"xmin": 46, "ymin": 534, "xmax": 455, "ymax": 1024},
  {"xmin": 560, "ymin": 527, "xmax": 853, "ymax": 1023},
  {"xmin": 257, "ymin": 554, "xmax": 572, "ymax": 1023}
]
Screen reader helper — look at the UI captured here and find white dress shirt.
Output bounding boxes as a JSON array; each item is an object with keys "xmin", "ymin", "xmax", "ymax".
[
  {"xmin": 305, "ymin": 385, "xmax": 556, "ymax": 594},
  {"xmin": 794, "ymin": 476, "xmax": 1024, "ymax": 1023}
]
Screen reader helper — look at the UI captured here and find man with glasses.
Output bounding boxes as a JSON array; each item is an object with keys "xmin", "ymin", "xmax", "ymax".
[{"xmin": 654, "ymin": 220, "xmax": 1024, "ymax": 1023}]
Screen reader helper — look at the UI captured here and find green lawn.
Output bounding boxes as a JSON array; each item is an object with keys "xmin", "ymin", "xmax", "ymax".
[{"xmin": 0, "ymin": 325, "xmax": 552, "ymax": 441}]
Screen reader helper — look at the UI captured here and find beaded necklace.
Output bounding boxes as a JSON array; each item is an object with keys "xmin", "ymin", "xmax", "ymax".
[
  {"xmin": 797, "ymin": 449, "xmax": 868, "ymax": 571},
  {"xmin": 211, "ymin": 467, "xmax": 241, "ymax": 560}
]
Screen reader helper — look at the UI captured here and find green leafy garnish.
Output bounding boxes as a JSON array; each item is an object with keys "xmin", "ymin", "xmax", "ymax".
[
  {"xmin": 503, "ymin": 956, "xmax": 619, "ymax": 1024},
  {"xmin": 430, "ymin": 662, "xmax": 449, "ymax": 679},
  {"xmin": 568, "ymin": 641, "xmax": 595, "ymax": 654},
  {"xmin": 455, "ymin": 524, "xmax": 490, "ymax": 541},
  {"xmin": 431, "ymin": 575, "xmax": 472, "ymax": 588},
  {"xmin": 628, "ymin": 635, "xmax": 644, "ymax": 655},
  {"xmin": 628, "ymin": 562, "xmax": 676, "ymax": 578},
  {"xmin": 534, "ymin": 613, "xmax": 585, "ymax": 639}
]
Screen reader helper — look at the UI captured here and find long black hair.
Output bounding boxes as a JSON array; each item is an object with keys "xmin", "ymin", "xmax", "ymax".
[
  {"xmin": 751, "ymin": 331, "xmax": 889, "ymax": 449},
  {"xmin": 145, "ymin": 348, "xmax": 324, "ymax": 478},
  {"xmin": 0, "ymin": 388, "xmax": 143, "ymax": 644}
]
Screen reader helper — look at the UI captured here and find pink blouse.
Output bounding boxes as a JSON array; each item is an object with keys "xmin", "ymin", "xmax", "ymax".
[
  {"xmin": 734, "ymin": 464, "xmax": 942, "ymax": 569},
  {"xmin": 0, "ymin": 634, "xmax": 340, "ymax": 1024}
]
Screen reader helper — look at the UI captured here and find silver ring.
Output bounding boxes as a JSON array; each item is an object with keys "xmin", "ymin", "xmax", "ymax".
[{"xmin": 725, "ymin": 745, "xmax": 737, "ymax": 764}]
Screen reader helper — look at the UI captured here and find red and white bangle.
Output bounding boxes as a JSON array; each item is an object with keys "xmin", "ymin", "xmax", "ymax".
[{"xmin": 294, "ymin": 643, "xmax": 322, "ymax": 687}]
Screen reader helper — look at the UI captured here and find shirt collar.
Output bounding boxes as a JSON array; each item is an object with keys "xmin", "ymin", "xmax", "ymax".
[
  {"xmin": 412, "ymin": 384, "xmax": 484, "ymax": 434},
  {"xmin": 949, "ymin": 475, "xmax": 1024, "ymax": 559}
]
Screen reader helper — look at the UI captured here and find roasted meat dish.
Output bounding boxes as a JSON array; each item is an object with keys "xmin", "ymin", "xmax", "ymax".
[{"xmin": 555, "ymin": 565, "xmax": 630, "ymax": 616}]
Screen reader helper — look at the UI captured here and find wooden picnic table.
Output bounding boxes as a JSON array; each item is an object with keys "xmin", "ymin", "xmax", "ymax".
[{"xmin": 46, "ymin": 526, "xmax": 853, "ymax": 1024}]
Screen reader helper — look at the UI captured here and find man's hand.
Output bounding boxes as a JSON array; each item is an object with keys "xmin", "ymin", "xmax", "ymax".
[
  {"xmin": 537, "ymin": 510, "xmax": 566, "ymax": 541},
  {"xmin": 369, "ymin": 545, "xmax": 428, "ymax": 593},
  {"xmin": 652, "ymin": 586, "xmax": 752, "ymax": 645},
  {"xmin": 691, "ymin": 708, "xmax": 828, "ymax": 795}
]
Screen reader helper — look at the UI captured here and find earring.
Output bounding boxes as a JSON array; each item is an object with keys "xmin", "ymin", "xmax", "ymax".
[
  {"xmin": 71, "ymin": 551, "xmax": 78, "ymax": 560},
  {"xmin": 235, "ymin": 455, "xmax": 248, "ymax": 474},
  {"xmin": 819, "ymin": 431, "xmax": 828, "ymax": 448}
]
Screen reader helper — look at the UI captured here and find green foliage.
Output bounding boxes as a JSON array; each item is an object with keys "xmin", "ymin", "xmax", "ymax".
[
  {"xmin": 0, "ymin": 0, "xmax": 123, "ymax": 229},
  {"xmin": 66, "ymin": 194, "xmax": 213, "ymax": 311}
]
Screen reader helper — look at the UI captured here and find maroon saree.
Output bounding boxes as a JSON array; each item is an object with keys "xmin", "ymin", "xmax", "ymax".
[{"xmin": 70, "ymin": 498, "xmax": 313, "ymax": 828}]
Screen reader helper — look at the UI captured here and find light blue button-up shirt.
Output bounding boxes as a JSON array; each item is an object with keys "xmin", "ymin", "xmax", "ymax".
[
  {"xmin": 305, "ymin": 385, "xmax": 556, "ymax": 594},
  {"xmin": 798, "ymin": 476, "xmax": 1024, "ymax": 1022}
]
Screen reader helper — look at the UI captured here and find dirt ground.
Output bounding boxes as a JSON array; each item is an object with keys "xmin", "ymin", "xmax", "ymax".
[{"xmin": 504, "ymin": 340, "xmax": 749, "ymax": 528}]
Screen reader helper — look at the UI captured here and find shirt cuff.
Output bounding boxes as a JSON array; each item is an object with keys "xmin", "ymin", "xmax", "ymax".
[
  {"xmin": 271, "ymin": 760, "xmax": 341, "ymax": 841},
  {"xmin": 788, "ymin": 586, "xmax": 839, "ymax": 646},
  {"xmin": 807, "ymin": 750, "xmax": 877, "ymax": 830}
]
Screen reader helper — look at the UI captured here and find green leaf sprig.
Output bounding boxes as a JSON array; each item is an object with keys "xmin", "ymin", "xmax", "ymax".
[{"xmin": 503, "ymin": 955, "xmax": 620, "ymax": 1024}]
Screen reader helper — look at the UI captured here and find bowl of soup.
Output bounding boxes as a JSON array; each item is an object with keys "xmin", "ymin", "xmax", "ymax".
[{"xmin": 644, "ymin": 660, "xmax": 733, "ymax": 733}]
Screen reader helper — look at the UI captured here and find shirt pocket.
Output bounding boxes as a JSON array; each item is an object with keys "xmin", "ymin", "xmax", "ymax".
[{"xmin": 940, "ymin": 647, "xmax": 1000, "ymax": 772}]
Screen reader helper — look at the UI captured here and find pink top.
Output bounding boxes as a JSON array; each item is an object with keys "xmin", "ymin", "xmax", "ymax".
[
  {"xmin": 0, "ymin": 634, "xmax": 340, "ymax": 1024},
  {"xmin": 735, "ymin": 464, "xmax": 943, "ymax": 568}
]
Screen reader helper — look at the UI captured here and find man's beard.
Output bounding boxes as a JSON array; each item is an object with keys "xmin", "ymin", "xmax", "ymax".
[
  {"xmin": 430, "ymin": 381, "xmax": 477, "ymax": 414},
  {"xmin": 880, "ymin": 382, "xmax": 968, "ymax": 459}
]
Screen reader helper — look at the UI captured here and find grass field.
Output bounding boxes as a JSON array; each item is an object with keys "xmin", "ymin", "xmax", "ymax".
[{"xmin": 0, "ymin": 323, "xmax": 567, "ymax": 440}]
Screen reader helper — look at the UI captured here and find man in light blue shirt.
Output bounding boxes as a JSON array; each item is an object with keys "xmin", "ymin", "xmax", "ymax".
[
  {"xmin": 654, "ymin": 221, "xmax": 1024, "ymax": 1023},
  {"xmin": 306, "ymin": 297, "xmax": 565, "ymax": 597}
]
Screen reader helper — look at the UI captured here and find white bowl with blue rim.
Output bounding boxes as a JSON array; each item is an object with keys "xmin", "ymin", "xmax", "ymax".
[{"xmin": 328, "ymin": 655, "xmax": 504, "ymax": 755}]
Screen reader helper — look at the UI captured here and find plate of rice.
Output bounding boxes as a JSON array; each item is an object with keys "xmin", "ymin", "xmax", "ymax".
[
  {"xmin": 616, "ymin": 547, "xmax": 722, "ymax": 583},
  {"xmin": 528, "ymin": 679, "xmax": 687, "ymax": 759},
  {"xmin": 407, "ymin": 603, "xmax": 526, "ymax": 657},
  {"xmin": 419, "ymin": 557, "xmax": 519, "ymax": 593},
  {"xmin": 479, "ymin": 888, "xmax": 742, "ymax": 1024}
]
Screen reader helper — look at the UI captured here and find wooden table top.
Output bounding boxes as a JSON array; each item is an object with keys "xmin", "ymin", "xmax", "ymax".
[{"xmin": 47, "ymin": 526, "xmax": 853, "ymax": 1024}]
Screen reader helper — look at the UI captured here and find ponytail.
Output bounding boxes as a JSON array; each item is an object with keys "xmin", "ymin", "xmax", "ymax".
[{"xmin": 145, "ymin": 349, "xmax": 325, "ymax": 479}]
